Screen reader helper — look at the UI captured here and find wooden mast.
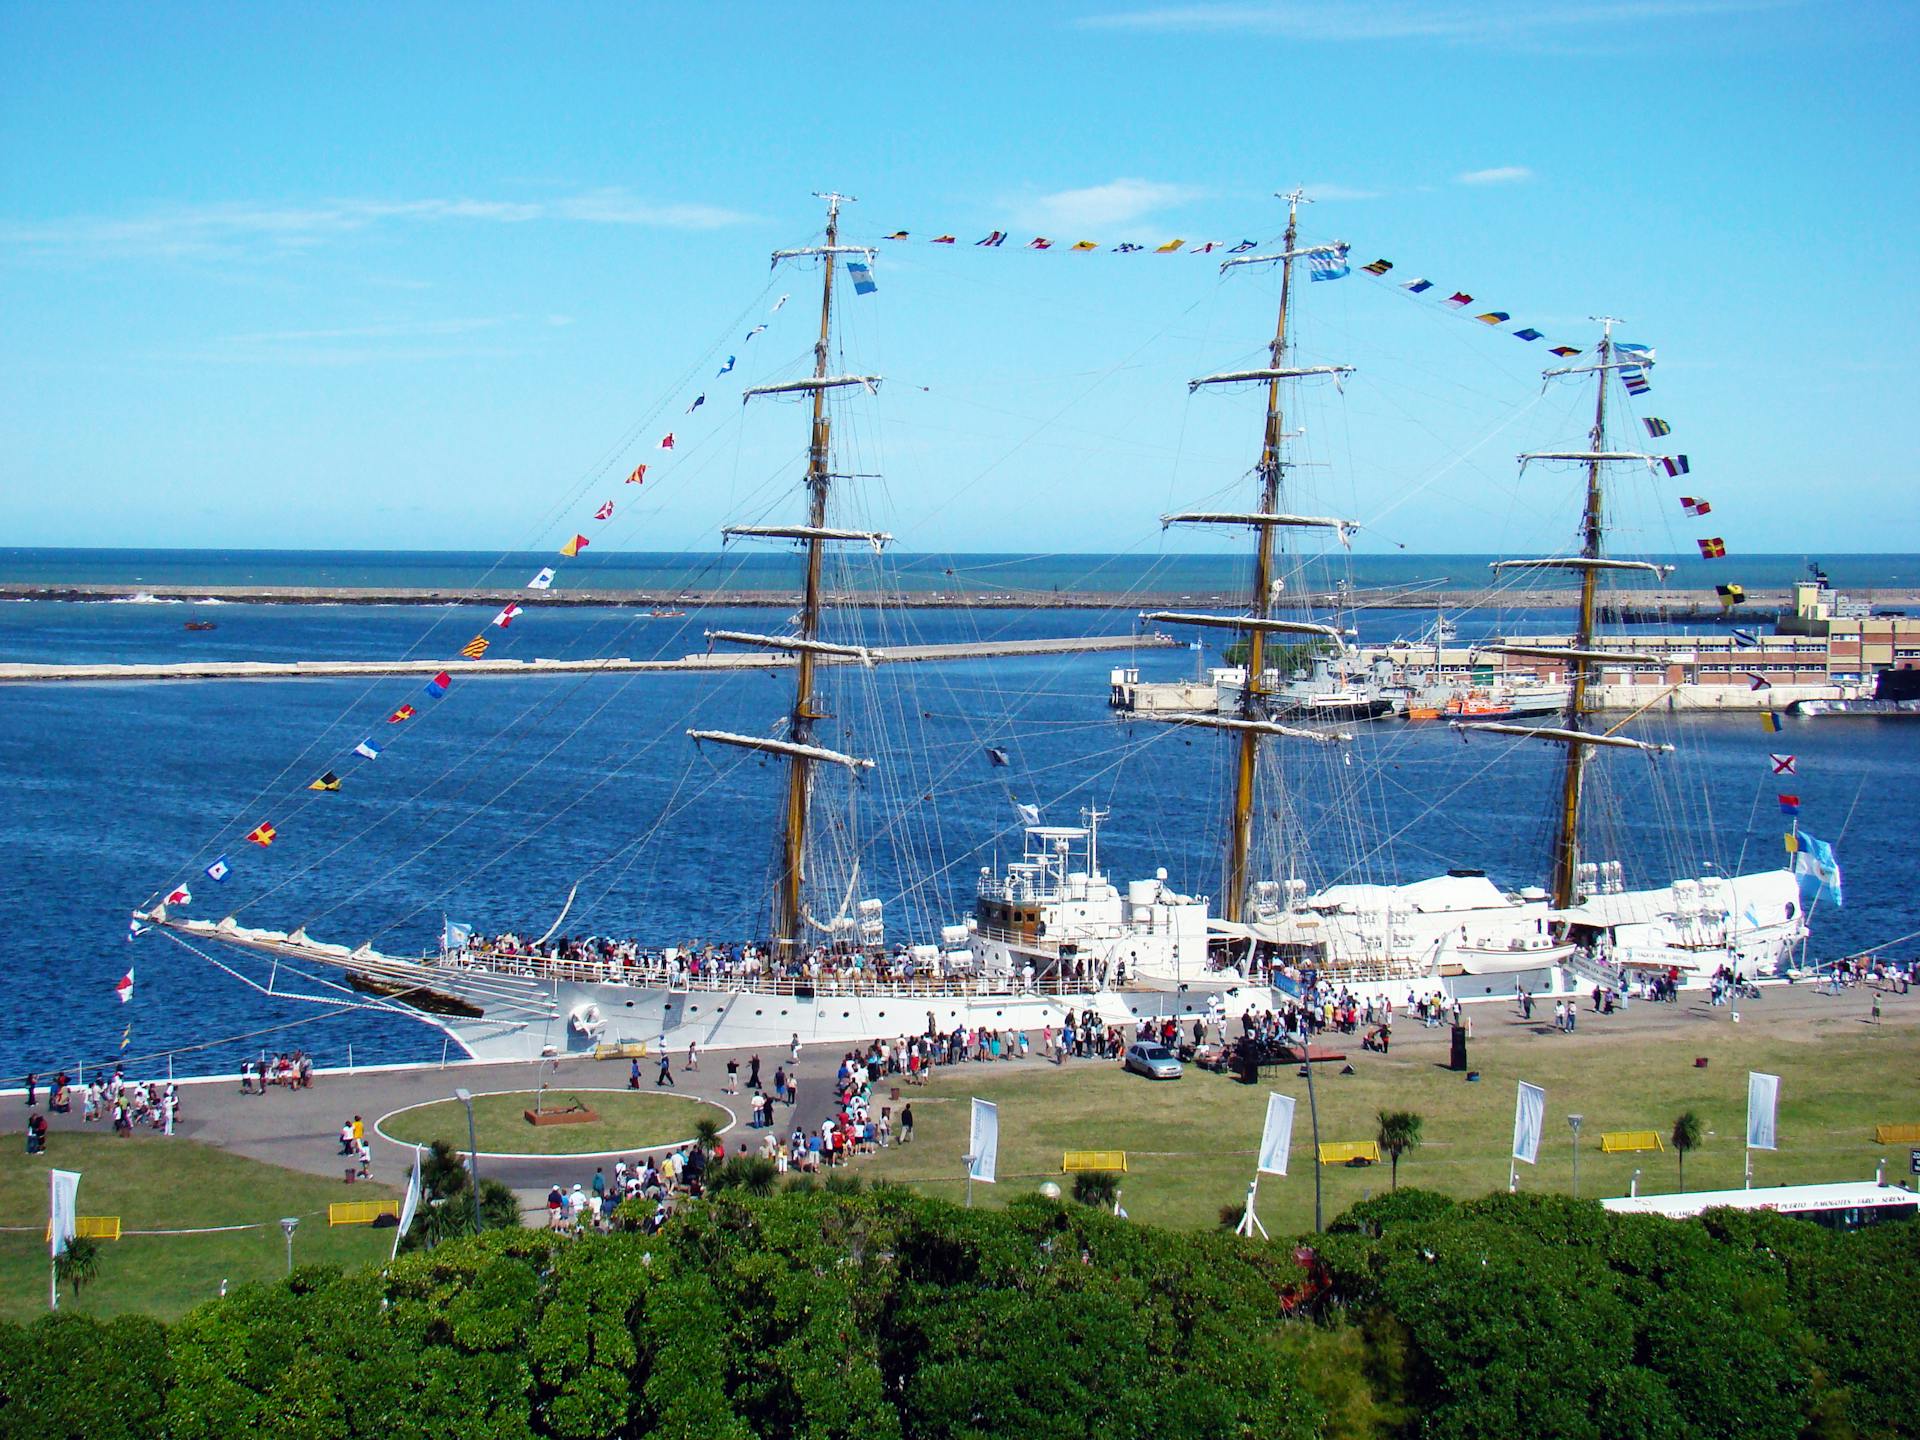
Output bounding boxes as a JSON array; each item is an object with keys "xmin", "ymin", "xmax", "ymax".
[
  {"xmin": 776, "ymin": 191, "xmax": 848, "ymax": 949},
  {"xmin": 1548, "ymin": 320, "xmax": 1615, "ymax": 910},
  {"xmin": 1223, "ymin": 190, "xmax": 1304, "ymax": 924}
]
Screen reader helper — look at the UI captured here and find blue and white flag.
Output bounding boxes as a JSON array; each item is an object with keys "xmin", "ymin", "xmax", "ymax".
[
  {"xmin": 1257, "ymin": 1093, "xmax": 1296, "ymax": 1176},
  {"xmin": 1308, "ymin": 244, "xmax": 1351, "ymax": 282},
  {"xmin": 49, "ymin": 1170, "xmax": 80, "ymax": 1260},
  {"xmin": 846, "ymin": 259, "xmax": 878, "ymax": 295},
  {"xmin": 744, "ymin": 324, "xmax": 766, "ymax": 342},
  {"xmin": 1512, "ymin": 1081, "xmax": 1545, "ymax": 1165},
  {"xmin": 1746, "ymin": 1071, "xmax": 1780, "ymax": 1150},
  {"xmin": 1792, "ymin": 830, "xmax": 1842, "ymax": 908},
  {"xmin": 967, "ymin": 1098, "xmax": 999, "ymax": 1184},
  {"xmin": 443, "ymin": 919, "xmax": 473, "ymax": 951},
  {"xmin": 205, "ymin": 855, "xmax": 231, "ymax": 883},
  {"xmin": 354, "ymin": 740, "xmax": 381, "ymax": 761},
  {"xmin": 717, "ymin": 355, "xmax": 735, "ymax": 376},
  {"xmin": 686, "ymin": 394, "xmax": 705, "ymax": 414}
]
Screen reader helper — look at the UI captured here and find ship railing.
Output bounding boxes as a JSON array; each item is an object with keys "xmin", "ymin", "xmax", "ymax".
[{"xmin": 451, "ymin": 951, "xmax": 1119, "ymax": 999}]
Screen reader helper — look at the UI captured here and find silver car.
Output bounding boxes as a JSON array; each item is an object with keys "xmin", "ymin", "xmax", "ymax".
[{"xmin": 1123, "ymin": 1042, "xmax": 1183, "ymax": 1080}]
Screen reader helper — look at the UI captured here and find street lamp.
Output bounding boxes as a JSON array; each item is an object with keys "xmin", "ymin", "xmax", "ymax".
[
  {"xmin": 454, "ymin": 1088, "xmax": 482, "ymax": 1234},
  {"xmin": 1568, "ymin": 1114, "xmax": 1584, "ymax": 1199},
  {"xmin": 279, "ymin": 1216, "xmax": 299, "ymax": 1275}
]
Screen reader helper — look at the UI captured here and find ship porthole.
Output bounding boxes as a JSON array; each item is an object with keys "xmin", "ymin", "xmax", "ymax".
[
  {"xmin": 755, "ymin": 1010, "xmax": 763, "ymax": 1016},
  {"xmin": 625, "ymin": 1001, "xmax": 635, "ymax": 1008}
]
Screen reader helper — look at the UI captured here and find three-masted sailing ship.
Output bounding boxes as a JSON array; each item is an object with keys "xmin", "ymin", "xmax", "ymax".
[{"xmin": 139, "ymin": 191, "xmax": 1808, "ymax": 1063}]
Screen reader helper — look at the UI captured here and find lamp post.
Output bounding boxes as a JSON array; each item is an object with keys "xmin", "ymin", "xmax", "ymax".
[
  {"xmin": 454, "ymin": 1088, "xmax": 482, "ymax": 1234},
  {"xmin": 279, "ymin": 1216, "xmax": 299, "ymax": 1275},
  {"xmin": 1568, "ymin": 1114, "xmax": 1584, "ymax": 1199},
  {"xmin": 1630, "ymin": 1167, "xmax": 1641, "ymax": 1198}
]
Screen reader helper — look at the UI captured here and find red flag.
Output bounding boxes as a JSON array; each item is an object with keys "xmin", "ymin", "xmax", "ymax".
[
  {"xmin": 595, "ymin": 500, "xmax": 614, "ymax": 521},
  {"xmin": 387, "ymin": 705, "xmax": 415, "ymax": 723},
  {"xmin": 246, "ymin": 821, "xmax": 277, "ymax": 846},
  {"xmin": 115, "ymin": 968, "xmax": 135, "ymax": 1004},
  {"xmin": 492, "ymin": 604, "xmax": 520, "ymax": 628},
  {"xmin": 164, "ymin": 886, "xmax": 191, "ymax": 906},
  {"xmin": 659, "ymin": 433, "xmax": 675, "ymax": 450},
  {"xmin": 626, "ymin": 463, "xmax": 647, "ymax": 485}
]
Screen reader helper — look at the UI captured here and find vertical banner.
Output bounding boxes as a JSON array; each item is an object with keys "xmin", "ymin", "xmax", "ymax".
[
  {"xmin": 48, "ymin": 1169, "xmax": 80, "ymax": 1258},
  {"xmin": 968, "ymin": 1098, "xmax": 999, "ymax": 1184},
  {"xmin": 393, "ymin": 1148, "xmax": 423, "ymax": 1260},
  {"xmin": 1258, "ymin": 1093, "xmax": 1297, "ymax": 1176},
  {"xmin": 1747, "ymin": 1072, "xmax": 1781, "ymax": 1151},
  {"xmin": 1512, "ymin": 1082, "xmax": 1546, "ymax": 1165}
]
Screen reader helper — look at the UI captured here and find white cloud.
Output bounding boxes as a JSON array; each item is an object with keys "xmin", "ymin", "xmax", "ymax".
[
  {"xmin": 1009, "ymin": 178, "xmax": 1207, "ymax": 232},
  {"xmin": 1455, "ymin": 166, "xmax": 1534, "ymax": 185},
  {"xmin": 0, "ymin": 188, "xmax": 752, "ymax": 262},
  {"xmin": 1078, "ymin": 0, "xmax": 1791, "ymax": 43}
]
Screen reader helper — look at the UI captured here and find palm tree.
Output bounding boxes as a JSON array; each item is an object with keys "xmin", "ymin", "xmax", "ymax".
[
  {"xmin": 1376, "ymin": 1110, "xmax": 1424, "ymax": 1191},
  {"xmin": 55, "ymin": 1236, "xmax": 100, "ymax": 1299},
  {"xmin": 694, "ymin": 1116, "xmax": 724, "ymax": 1151},
  {"xmin": 1671, "ymin": 1111, "xmax": 1703, "ymax": 1191}
]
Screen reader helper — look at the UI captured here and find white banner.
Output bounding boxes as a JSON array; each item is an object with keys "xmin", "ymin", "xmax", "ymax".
[
  {"xmin": 967, "ymin": 1098, "xmax": 999, "ymax": 1184},
  {"xmin": 1747, "ymin": 1071, "xmax": 1781, "ymax": 1151},
  {"xmin": 393, "ymin": 1149, "xmax": 423, "ymax": 1259},
  {"xmin": 49, "ymin": 1169, "xmax": 80, "ymax": 1258},
  {"xmin": 1512, "ymin": 1082, "xmax": 1545, "ymax": 1165},
  {"xmin": 1257, "ymin": 1093, "xmax": 1296, "ymax": 1176}
]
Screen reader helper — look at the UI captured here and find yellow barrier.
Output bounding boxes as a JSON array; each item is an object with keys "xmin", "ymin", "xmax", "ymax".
[
  {"xmin": 46, "ymin": 1216, "xmax": 121, "ymax": 1243},
  {"xmin": 1873, "ymin": 1123, "xmax": 1920, "ymax": 1145},
  {"xmin": 1062, "ymin": 1150, "xmax": 1128, "ymax": 1173},
  {"xmin": 594, "ymin": 1041, "xmax": 649, "ymax": 1061},
  {"xmin": 328, "ymin": 1199, "xmax": 401, "ymax": 1227},
  {"xmin": 1600, "ymin": 1131, "xmax": 1665, "ymax": 1154},
  {"xmin": 1318, "ymin": 1141, "xmax": 1380, "ymax": 1166}
]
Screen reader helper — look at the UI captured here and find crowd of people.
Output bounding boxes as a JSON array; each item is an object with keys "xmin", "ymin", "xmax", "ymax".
[
  {"xmin": 242, "ymin": 1051, "xmax": 316, "ymax": 1092},
  {"xmin": 451, "ymin": 933, "xmax": 1126, "ymax": 996},
  {"xmin": 20, "ymin": 1065, "xmax": 181, "ymax": 1141}
]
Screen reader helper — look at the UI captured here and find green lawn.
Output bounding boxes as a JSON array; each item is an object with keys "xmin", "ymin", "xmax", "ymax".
[
  {"xmin": 0, "ymin": 1133, "xmax": 398, "ymax": 1324},
  {"xmin": 860, "ymin": 1011, "xmax": 1920, "ymax": 1234},
  {"xmin": 380, "ymin": 1088, "xmax": 728, "ymax": 1156}
]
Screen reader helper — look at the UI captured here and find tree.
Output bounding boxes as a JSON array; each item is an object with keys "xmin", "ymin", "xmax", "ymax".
[
  {"xmin": 1375, "ymin": 1110, "xmax": 1424, "ymax": 1192},
  {"xmin": 1672, "ymin": 1111, "xmax": 1703, "ymax": 1190},
  {"xmin": 1072, "ymin": 1170, "xmax": 1122, "ymax": 1209},
  {"xmin": 53, "ymin": 1236, "xmax": 100, "ymax": 1300},
  {"xmin": 694, "ymin": 1116, "xmax": 724, "ymax": 1149}
]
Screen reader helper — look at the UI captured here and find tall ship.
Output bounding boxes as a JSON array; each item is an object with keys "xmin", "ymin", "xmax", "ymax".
[{"xmin": 138, "ymin": 191, "xmax": 1809, "ymax": 1062}]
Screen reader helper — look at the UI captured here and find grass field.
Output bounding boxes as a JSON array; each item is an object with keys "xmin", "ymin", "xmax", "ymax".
[
  {"xmin": 0, "ymin": 1133, "xmax": 399, "ymax": 1325},
  {"xmin": 860, "ymin": 1003, "xmax": 1920, "ymax": 1234},
  {"xmin": 380, "ymin": 1088, "xmax": 729, "ymax": 1156}
]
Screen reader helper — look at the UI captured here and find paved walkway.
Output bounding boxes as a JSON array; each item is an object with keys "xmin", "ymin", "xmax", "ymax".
[{"xmin": 21, "ymin": 978, "xmax": 1910, "ymax": 1207}]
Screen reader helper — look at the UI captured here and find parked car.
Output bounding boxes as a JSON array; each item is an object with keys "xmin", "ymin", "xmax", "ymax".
[{"xmin": 1123, "ymin": 1042, "xmax": 1183, "ymax": 1080}]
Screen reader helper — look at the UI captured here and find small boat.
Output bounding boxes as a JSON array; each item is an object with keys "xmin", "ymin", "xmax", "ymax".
[
  {"xmin": 183, "ymin": 620, "xmax": 218, "ymax": 632},
  {"xmin": 647, "ymin": 608, "xmax": 689, "ymax": 619}
]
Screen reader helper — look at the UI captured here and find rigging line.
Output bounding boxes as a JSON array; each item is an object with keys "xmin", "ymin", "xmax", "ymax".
[
  {"xmin": 362, "ymin": 585, "xmax": 789, "ymax": 940},
  {"xmin": 908, "ymin": 293, "xmax": 1214, "ymax": 536},
  {"xmin": 234, "ymin": 538, "xmax": 773, "ymax": 921},
  {"xmin": 148, "ymin": 283, "xmax": 783, "ymax": 903}
]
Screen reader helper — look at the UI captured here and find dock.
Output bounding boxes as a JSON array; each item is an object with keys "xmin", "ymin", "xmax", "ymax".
[{"xmin": 0, "ymin": 633, "xmax": 1175, "ymax": 685}]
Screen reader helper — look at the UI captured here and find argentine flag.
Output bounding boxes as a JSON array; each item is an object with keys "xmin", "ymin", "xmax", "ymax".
[{"xmin": 1791, "ymin": 831, "xmax": 1843, "ymax": 909}]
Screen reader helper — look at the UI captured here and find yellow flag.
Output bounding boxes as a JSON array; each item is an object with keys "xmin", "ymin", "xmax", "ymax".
[
  {"xmin": 560, "ymin": 534, "xmax": 588, "ymax": 558},
  {"xmin": 307, "ymin": 771, "xmax": 341, "ymax": 792},
  {"xmin": 1155, "ymin": 239, "xmax": 1185, "ymax": 253},
  {"xmin": 1071, "ymin": 240, "xmax": 1098, "ymax": 251}
]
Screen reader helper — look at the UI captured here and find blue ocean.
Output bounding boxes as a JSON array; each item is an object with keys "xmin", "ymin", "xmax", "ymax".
[{"xmin": 1, "ymin": 553, "xmax": 1913, "ymax": 1086}]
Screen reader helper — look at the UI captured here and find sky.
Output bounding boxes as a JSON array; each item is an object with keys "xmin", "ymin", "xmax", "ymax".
[{"xmin": 3, "ymin": 1, "xmax": 1916, "ymax": 559}]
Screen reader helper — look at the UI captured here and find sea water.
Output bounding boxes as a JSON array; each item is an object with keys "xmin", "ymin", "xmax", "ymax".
[{"xmin": 1, "ymin": 592, "xmax": 1912, "ymax": 1084}]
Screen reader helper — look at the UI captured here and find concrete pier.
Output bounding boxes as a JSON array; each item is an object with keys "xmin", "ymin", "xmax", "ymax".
[{"xmin": 0, "ymin": 633, "xmax": 1176, "ymax": 685}]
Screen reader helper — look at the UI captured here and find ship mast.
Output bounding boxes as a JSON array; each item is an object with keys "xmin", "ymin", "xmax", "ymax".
[
  {"xmin": 688, "ymin": 192, "xmax": 884, "ymax": 950},
  {"xmin": 1548, "ymin": 322, "xmax": 1615, "ymax": 909},
  {"xmin": 1146, "ymin": 190, "xmax": 1356, "ymax": 923},
  {"xmin": 1469, "ymin": 319, "xmax": 1676, "ymax": 906}
]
